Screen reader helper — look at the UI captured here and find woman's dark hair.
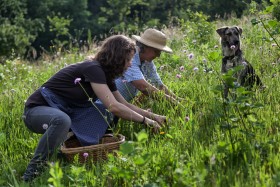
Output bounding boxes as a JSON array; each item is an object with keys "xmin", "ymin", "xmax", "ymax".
[{"xmin": 93, "ymin": 35, "xmax": 136, "ymax": 80}]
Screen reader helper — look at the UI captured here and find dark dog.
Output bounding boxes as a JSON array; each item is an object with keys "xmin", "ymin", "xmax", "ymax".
[{"xmin": 216, "ymin": 26, "xmax": 263, "ymax": 98}]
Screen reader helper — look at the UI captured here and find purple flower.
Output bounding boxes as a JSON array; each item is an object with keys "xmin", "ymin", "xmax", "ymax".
[
  {"xmin": 185, "ymin": 116, "xmax": 190, "ymax": 122},
  {"xmin": 83, "ymin": 152, "xmax": 89, "ymax": 158},
  {"xmin": 188, "ymin": 53, "xmax": 194, "ymax": 60},
  {"xmin": 74, "ymin": 78, "xmax": 81, "ymax": 84},
  {"xmin": 242, "ymin": 61, "xmax": 247, "ymax": 66},
  {"xmin": 230, "ymin": 45, "xmax": 236, "ymax": 49},
  {"xmin": 272, "ymin": 43, "xmax": 277, "ymax": 47},
  {"xmin": 176, "ymin": 74, "xmax": 182, "ymax": 78},
  {"xmin": 179, "ymin": 66, "xmax": 184, "ymax": 71},
  {"xmin": 193, "ymin": 67, "xmax": 199, "ymax": 71},
  {"xmin": 203, "ymin": 58, "xmax": 207, "ymax": 63}
]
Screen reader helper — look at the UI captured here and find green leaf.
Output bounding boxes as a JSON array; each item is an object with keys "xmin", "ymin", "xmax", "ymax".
[
  {"xmin": 0, "ymin": 133, "xmax": 5, "ymax": 146},
  {"xmin": 134, "ymin": 157, "xmax": 145, "ymax": 165},
  {"xmin": 211, "ymin": 85, "xmax": 223, "ymax": 93},
  {"xmin": 208, "ymin": 51, "xmax": 220, "ymax": 61},
  {"xmin": 136, "ymin": 131, "xmax": 148, "ymax": 143},
  {"xmin": 268, "ymin": 20, "xmax": 278, "ymax": 28},
  {"xmin": 248, "ymin": 114, "xmax": 257, "ymax": 122},
  {"xmin": 166, "ymin": 134, "xmax": 173, "ymax": 139},
  {"xmin": 120, "ymin": 141, "xmax": 134, "ymax": 155}
]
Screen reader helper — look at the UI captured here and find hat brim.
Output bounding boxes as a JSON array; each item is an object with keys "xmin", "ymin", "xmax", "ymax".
[{"xmin": 132, "ymin": 35, "xmax": 173, "ymax": 53}]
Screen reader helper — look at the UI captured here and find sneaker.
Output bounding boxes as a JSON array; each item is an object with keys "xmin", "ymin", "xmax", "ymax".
[{"xmin": 22, "ymin": 162, "xmax": 46, "ymax": 182}]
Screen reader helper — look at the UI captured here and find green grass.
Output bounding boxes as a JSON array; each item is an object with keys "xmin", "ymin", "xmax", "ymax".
[{"xmin": 1, "ymin": 15, "xmax": 280, "ymax": 186}]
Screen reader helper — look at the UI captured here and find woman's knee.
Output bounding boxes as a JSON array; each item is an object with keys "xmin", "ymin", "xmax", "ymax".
[{"xmin": 52, "ymin": 112, "xmax": 71, "ymax": 129}]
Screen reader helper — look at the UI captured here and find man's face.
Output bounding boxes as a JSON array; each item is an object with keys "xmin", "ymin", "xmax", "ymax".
[{"xmin": 144, "ymin": 46, "xmax": 161, "ymax": 62}]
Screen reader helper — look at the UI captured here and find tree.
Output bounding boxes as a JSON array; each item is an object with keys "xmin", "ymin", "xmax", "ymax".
[{"xmin": 0, "ymin": 0, "xmax": 42, "ymax": 60}]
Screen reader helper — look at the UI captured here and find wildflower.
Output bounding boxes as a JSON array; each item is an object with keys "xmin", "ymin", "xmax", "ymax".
[
  {"xmin": 193, "ymin": 67, "xmax": 199, "ymax": 71},
  {"xmin": 179, "ymin": 66, "xmax": 184, "ymax": 71},
  {"xmin": 242, "ymin": 61, "xmax": 247, "ymax": 66},
  {"xmin": 176, "ymin": 74, "xmax": 182, "ymax": 78},
  {"xmin": 160, "ymin": 132, "xmax": 165, "ymax": 135},
  {"xmin": 74, "ymin": 78, "xmax": 81, "ymax": 84},
  {"xmin": 233, "ymin": 82, "xmax": 240, "ymax": 87},
  {"xmin": 203, "ymin": 58, "xmax": 207, "ymax": 63},
  {"xmin": 83, "ymin": 152, "xmax": 89, "ymax": 158},
  {"xmin": 185, "ymin": 116, "xmax": 190, "ymax": 122},
  {"xmin": 188, "ymin": 53, "xmax": 194, "ymax": 60},
  {"xmin": 182, "ymin": 50, "xmax": 187, "ymax": 53},
  {"xmin": 272, "ymin": 43, "xmax": 277, "ymax": 47},
  {"xmin": 210, "ymin": 155, "xmax": 216, "ymax": 165},
  {"xmin": 42, "ymin": 124, "xmax": 48, "ymax": 130},
  {"xmin": 230, "ymin": 45, "xmax": 235, "ymax": 49}
]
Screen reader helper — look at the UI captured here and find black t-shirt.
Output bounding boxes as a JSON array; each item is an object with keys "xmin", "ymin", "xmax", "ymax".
[{"xmin": 25, "ymin": 60, "xmax": 117, "ymax": 107}]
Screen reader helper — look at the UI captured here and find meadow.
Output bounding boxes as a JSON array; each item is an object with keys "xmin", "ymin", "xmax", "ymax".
[{"xmin": 0, "ymin": 14, "xmax": 280, "ymax": 186}]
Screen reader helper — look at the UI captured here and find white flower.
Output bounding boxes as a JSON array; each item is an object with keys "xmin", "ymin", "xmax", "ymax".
[{"xmin": 42, "ymin": 124, "xmax": 48, "ymax": 130}]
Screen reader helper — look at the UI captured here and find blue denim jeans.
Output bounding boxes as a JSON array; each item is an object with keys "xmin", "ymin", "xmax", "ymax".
[{"xmin": 22, "ymin": 106, "xmax": 71, "ymax": 179}]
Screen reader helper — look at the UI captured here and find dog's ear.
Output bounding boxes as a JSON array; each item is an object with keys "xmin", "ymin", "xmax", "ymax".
[
  {"xmin": 235, "ymin": 26, "xmax": 243, "ymax": 36},
  {"xmin": 216, "ymin": 27, "xmax": 228, "ymax": 37},
  {"xmin": 238, "ymin": 27, "xmax": 243, "ymax": 36}
]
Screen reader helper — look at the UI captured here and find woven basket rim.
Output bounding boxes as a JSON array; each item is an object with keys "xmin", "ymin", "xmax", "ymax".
[{"xmin": 60, "ymin": 134, "xmax": 125, "ymax": 154}]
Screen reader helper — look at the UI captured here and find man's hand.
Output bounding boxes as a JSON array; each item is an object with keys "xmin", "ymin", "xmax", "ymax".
[{"xmin": 153, "ymin": 115, "xmax": 166, "ymax": 125}]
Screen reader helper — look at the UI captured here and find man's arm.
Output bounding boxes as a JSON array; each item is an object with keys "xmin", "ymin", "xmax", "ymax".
[{"xmin": 131, "ymin": 79, "xmax": 178, "ymax": 104}]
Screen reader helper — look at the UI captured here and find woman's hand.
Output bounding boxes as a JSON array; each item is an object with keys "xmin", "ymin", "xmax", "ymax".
[{"xmin": 144, "ymin": 118, "xmax": 161, "ymax": 133}]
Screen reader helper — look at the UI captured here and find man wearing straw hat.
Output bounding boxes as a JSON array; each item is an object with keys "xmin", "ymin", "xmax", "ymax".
[{"xmin": 114, "ymin": 28, "xmax": 182, "ymax": 104}]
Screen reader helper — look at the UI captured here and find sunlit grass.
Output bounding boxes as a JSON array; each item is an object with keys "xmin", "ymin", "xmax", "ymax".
[{"xmin": 1, "ymin": 15, "xmax": 280, "ymax": 186}]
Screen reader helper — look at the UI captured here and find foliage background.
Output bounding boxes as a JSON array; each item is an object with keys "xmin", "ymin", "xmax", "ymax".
[{"xmin": 0, "ymin": 0, "xmax": 272, "ymax": 60}]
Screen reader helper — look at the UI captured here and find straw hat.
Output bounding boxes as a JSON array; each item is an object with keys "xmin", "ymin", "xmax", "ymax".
[{"xmin": 132, "ymin": 29, "xmax": 173, "ymax": 53}]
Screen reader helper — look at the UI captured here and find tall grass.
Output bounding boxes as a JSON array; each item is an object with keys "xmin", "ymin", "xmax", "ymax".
[{"xmin": 1, "ymin": 15, "xmax": 280, "ymax": 186}]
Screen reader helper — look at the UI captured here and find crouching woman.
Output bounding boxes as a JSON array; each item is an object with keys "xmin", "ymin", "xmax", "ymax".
[{"xmin": 22, "ymin": 35, "xmax": 166, "ymax": 181}]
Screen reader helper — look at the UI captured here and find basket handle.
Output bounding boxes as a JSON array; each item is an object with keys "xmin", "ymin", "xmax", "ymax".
[{"xmin": 103, "ymin": 133, "xmax": 114, "ymax": 137}]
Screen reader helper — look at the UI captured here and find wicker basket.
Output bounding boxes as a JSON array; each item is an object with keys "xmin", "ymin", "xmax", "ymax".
[{"xmin": 60, "ymin": 134, "xmax": 125, "ymax": 163}]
